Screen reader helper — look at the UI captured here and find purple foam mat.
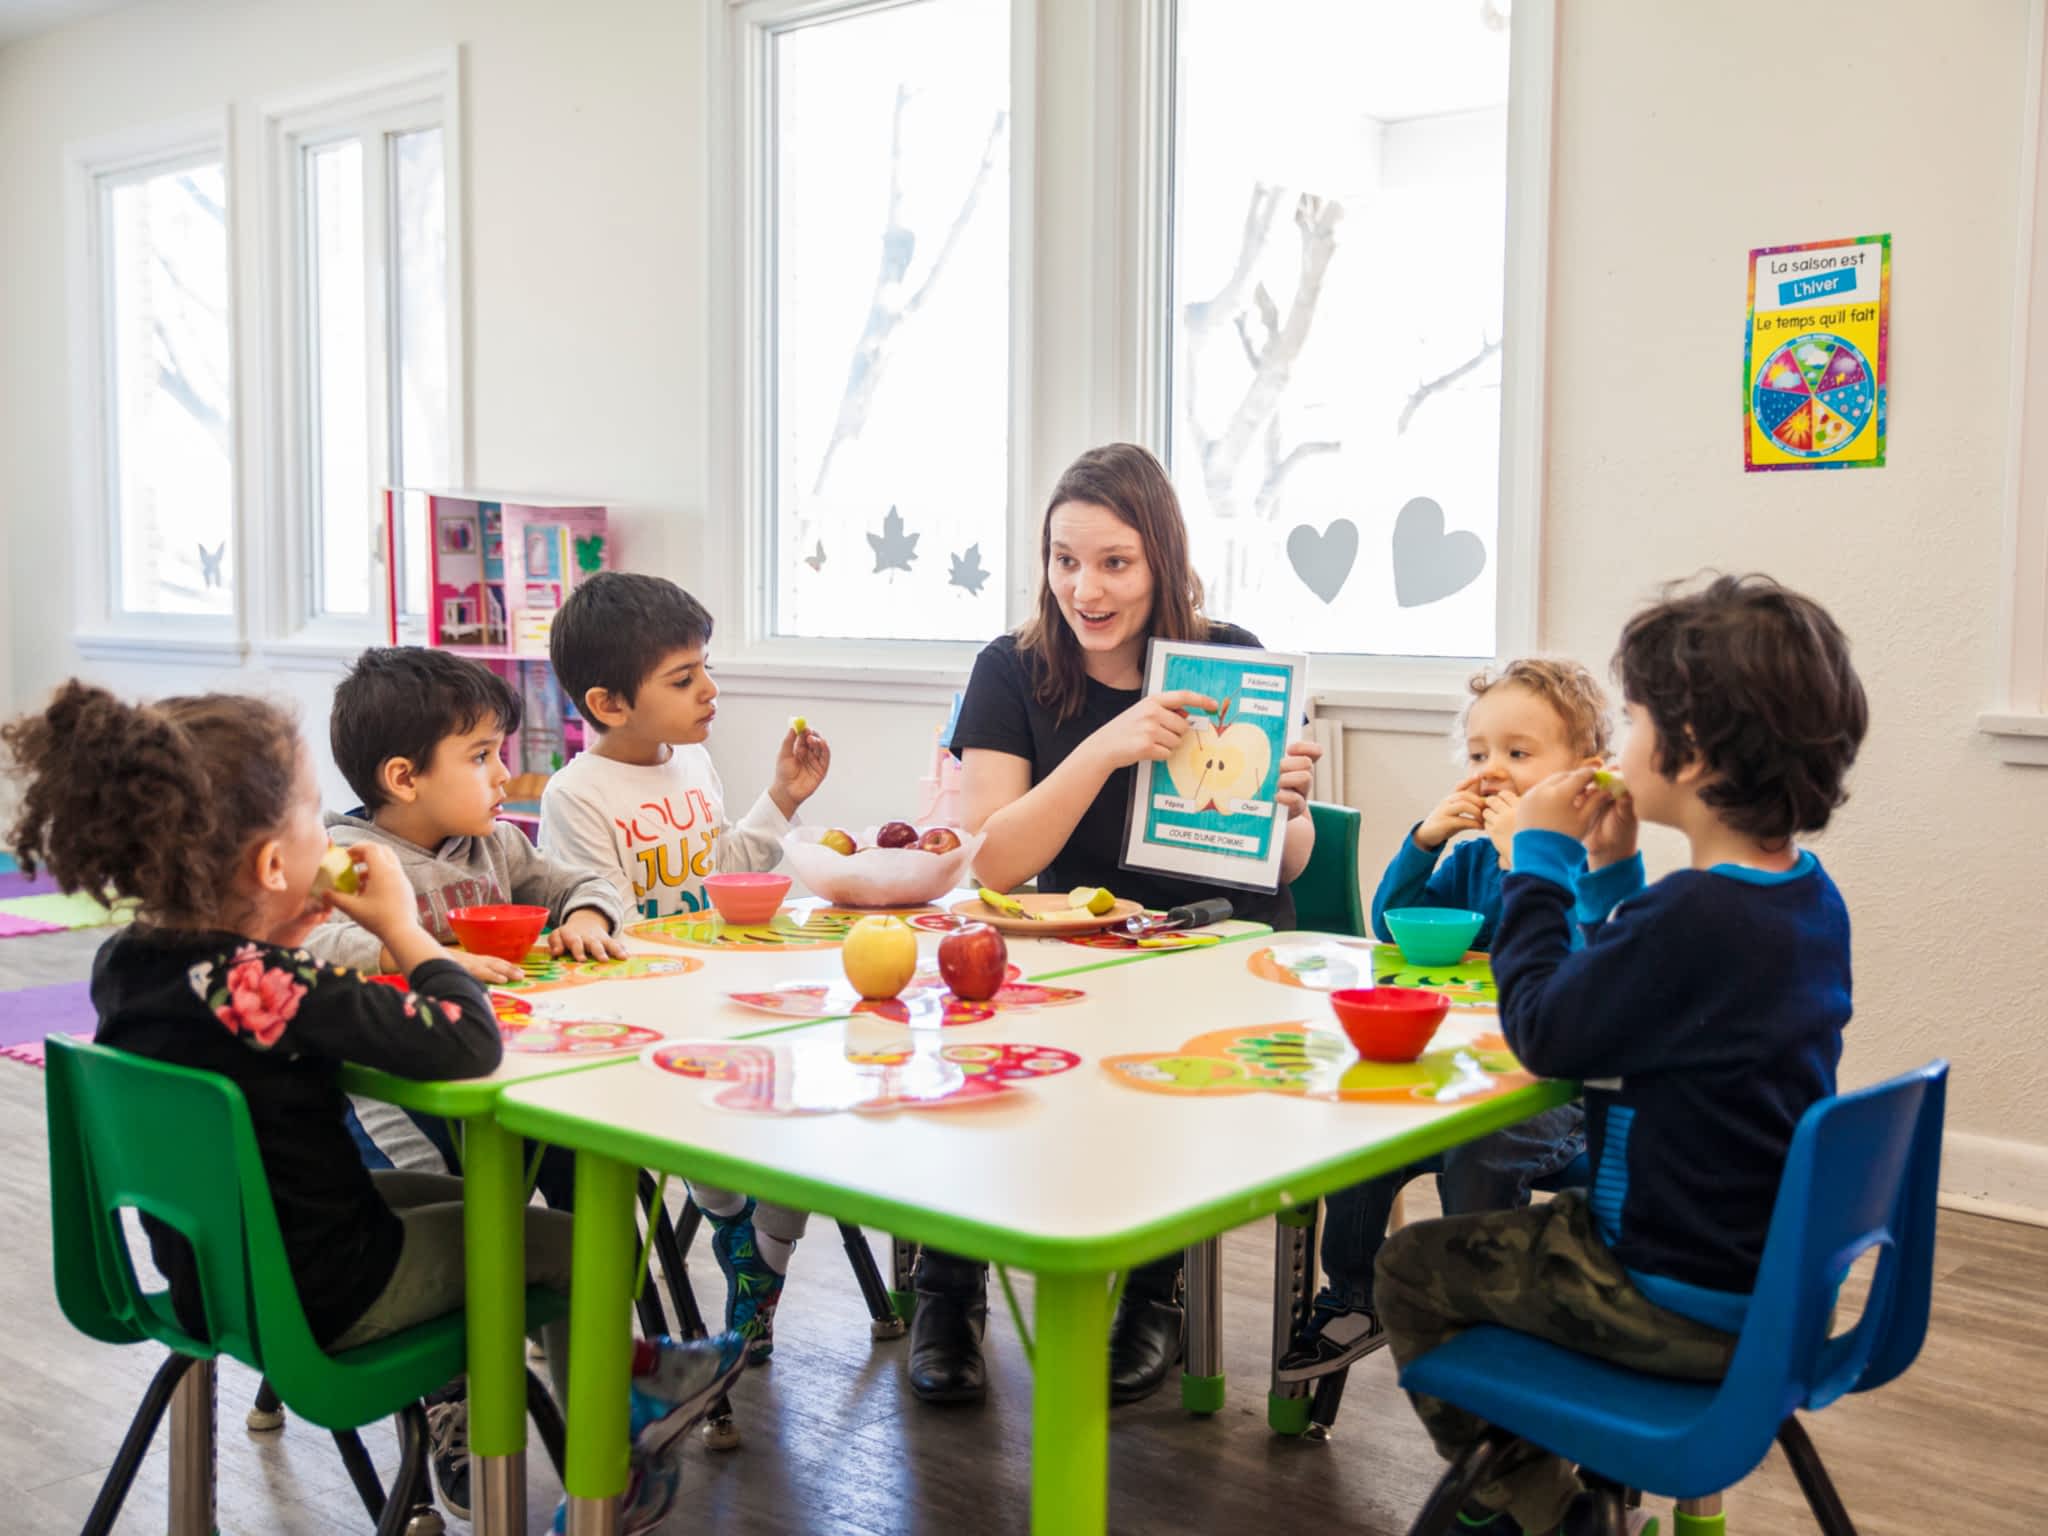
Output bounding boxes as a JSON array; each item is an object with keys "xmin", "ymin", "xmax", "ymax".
[
  {"xmin": 0, "ymin": 868, "xmax": 62, "ymax": 900},
  {"xmin": 0, "ymin": 980, "xmax": 96, "ymax": 1048}
]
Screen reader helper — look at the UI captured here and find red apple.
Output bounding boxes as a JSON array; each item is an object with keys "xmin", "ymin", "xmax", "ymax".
[
  {"xmin": 875, "ymin": 820, "xmax": 920, "ymax": 849},
  {"xmin": 938, "ymin": 921, "xmax": 1009, "ymax": 1002},
  {"xmin": 918, "ymin": 826, "xmax": 962, "ymax": 855},
  {"xmin": 818, "ymin": 828, "xmax": 858, "ymax": 856}
]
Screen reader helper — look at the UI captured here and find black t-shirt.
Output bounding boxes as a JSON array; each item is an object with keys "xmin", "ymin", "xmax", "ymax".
[
  {"xmin": 948, "ymin": 624, "xmax": 1296, "ymax": 929},
  {"xmin": 90, "ymin": 927, "xmax": 502, "ymax": 1346}
]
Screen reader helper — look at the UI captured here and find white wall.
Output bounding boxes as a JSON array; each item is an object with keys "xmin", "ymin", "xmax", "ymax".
[{"xmin": 3, "ymin": 0, "xmax": 2045, "ymax": 1211}]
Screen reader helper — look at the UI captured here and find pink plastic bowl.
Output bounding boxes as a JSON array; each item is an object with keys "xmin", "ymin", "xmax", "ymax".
[
  {"xmin": 1329, "ymin": 987, "xmax": 1451, "ymax": 1063},
  {"xmin": 446, "ymin": 904, "xmax": 549, "ymax": 963},
  {"xmin": 702, "ymin": 872, "xmax": 792, "ymax": 926}
]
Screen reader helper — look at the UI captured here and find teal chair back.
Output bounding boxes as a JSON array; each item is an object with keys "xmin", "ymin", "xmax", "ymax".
[{"xmin": 1290, "ymin": 801, "xmax": 1367, "ymax": 936}]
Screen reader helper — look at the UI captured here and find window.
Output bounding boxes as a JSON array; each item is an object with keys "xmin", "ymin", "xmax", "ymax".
[
  {"xmin": 93, "ymin": 147, "xmax": 235, "ymax": 622},
  {"xmin": 713, "ymin": 2, "xmax": 1550, "ymax": 690},
  {"xmin": 1167, "ymin": 0, "xmax": 1513, "ymax": 660},
  {"xmin": 759, "ymin": 0, "xmax": 1012, "ymax": 644},
  {"xmin": 266, "ymin": 55, "xmax": 461, "ymax": 638}
]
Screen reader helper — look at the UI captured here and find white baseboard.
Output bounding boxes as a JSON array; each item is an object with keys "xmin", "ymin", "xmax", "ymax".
[{"xmin": 1938, "ymin": 1131, "xmax": 2048, "ymax": 1227}]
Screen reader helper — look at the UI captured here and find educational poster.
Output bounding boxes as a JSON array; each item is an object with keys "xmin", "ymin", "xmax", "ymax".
[
  {"xmin": 1119, "ymin": 639, "xmax": 1308, "ymax": 894},
  {"xmin": 1744, "ymin": 233, "xmax": 1890, "ymax": 471}
]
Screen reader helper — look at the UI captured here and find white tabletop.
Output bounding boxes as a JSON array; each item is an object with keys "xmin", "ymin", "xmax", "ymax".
[{"xmin": 497, "ymin": 932, "xmax": 1569, "ymax": 1273}]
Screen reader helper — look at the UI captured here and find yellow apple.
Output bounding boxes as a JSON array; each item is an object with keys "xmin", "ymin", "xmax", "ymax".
[
  {"xmin": 313, "ymin": 844, "xmax": 358, "ymax": 896},
  {"xmin": 842, "ymin": 915, "xmax": 918, "ymax": 1000}
]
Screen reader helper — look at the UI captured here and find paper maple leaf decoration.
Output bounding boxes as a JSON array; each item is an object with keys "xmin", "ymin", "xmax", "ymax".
[
  {"xmin": 949, "ymin": 543, "xmax": 989, "ymax": 596},
  {"xmin": 868, "ymin": 506, "xmax": 919, "ymax": 573}
]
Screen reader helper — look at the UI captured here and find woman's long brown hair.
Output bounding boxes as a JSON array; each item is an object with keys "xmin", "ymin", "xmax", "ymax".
[{"xmin": 1015, "ymin": 443, "xmax": 1208, "ymax": 723}]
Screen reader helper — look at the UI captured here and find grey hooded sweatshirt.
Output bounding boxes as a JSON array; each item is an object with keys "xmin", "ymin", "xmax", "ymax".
[{"xmin": 303, "ymin": 808, "xmax": 627, "ymax": 972}]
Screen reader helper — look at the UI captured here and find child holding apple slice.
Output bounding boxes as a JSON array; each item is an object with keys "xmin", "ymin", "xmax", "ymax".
[{"xmin": 540, "ymin": 572, "xmax": 832, "ymax": 1372}]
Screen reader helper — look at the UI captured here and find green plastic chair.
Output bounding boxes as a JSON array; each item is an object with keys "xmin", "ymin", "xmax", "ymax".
[
  {"xmin": 1290, "ymin": 800, "xmax": 1367, "ymax": 937},
  {"xmin": 46, "ymin": 1035, "xmax": 565, "ymax": 1536}
]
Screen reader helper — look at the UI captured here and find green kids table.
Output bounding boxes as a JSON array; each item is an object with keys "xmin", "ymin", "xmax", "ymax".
[{"xmin": 494, "ymin": 931, "xmax": 1570, "ymax": 1534}]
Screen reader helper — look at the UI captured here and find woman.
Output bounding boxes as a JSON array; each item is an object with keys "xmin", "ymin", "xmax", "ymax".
[{"xmin": 909, "ymin": 442, "xmax": 1321, "ymax": 1406}]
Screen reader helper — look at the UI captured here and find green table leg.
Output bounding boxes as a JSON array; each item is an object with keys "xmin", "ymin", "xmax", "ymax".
[
  {"xmin": 464, "ymin": 1115, "xmax": 528, "ymax": 1536},
  {"xmin": 565, "ymin": 1151, "xmax": 636, "ymax": 1536},
  {"xmin": 1031, "ymin": 1271, "xmax": 1111, "ymax": 1535}
]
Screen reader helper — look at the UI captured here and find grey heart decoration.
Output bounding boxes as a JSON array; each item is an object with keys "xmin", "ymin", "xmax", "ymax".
[
  {"xmin": 1285, "ymin": 519, "xmax": 1358, "ymax": 604},
  {"xmin": 1391, "ymin": 497, "xmax": 1486, "ymax": 608}
]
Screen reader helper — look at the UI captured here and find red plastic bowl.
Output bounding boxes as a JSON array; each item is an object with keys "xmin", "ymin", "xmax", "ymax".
[
  {"xmin": 446, "ymin": 904, "xmax": 549, "ymax": 963},
  {"xmin": 702, "ymin": 872, "xmax": 792, "ymax": 926},
  {"xmin": 1329, "ymin": 987, "xmax": 1450, "ymax": 1063},
  {"xmin": 366, "ymin": 973, "xmax": 409, "ymax": 991}
]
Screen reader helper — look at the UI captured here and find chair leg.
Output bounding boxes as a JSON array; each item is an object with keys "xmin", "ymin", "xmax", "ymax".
[
  {"xmin": 332, "ymin": 1428, "xmax": 387, "ymax": 1522},
  {"xmin": 1673, "ymin": 1493, "xmax": 1726, "ymax": 1536},
  {"xmin": 1406, "ymin": 1430, "xmax": 1521, "ymax": 1536},
  {"xmin": 889, "ymin": 1236, "xmax": 919, "ymax": 1323},
  {"xmin": 526, "ymin": 1368, "xmax": 567, "ymax": 1480},
  {"xmin": 1304, "ymin": 1363, "xmax": 1348, "ymax": 1442},
  {"xmin": 651, "ymin": 1193, "xmax": 708, "ymax": 1339},
  {"xmin": 1578, "ymin": 1473, "xmax": 1630, "ymax": 1536},
  {"xmin": 1267, "ymin": 1202, "xmax": 1320, "ymax": 1434},
  {"xmin": 246, "ymin": 1375, "xmax": 285, "ymax": 1432},
  {"xmin": 81, "ymin": 1352, "xmax": 196, "ymax": 1536},
  {"xmin": 376, "ymin": 1402, "xmax": 433, "ymax": 1536},
  {"xmin": 1778, "ymin": 1416, "xmax": 1859, "ymax": 1536},
  {"xmin": 839, "ymin": 1221, "xmax": 906, "ymax": 1338},
  {"xmin": 167, "ymin": 1355, "xmax": 215, "ymax": 1536}
]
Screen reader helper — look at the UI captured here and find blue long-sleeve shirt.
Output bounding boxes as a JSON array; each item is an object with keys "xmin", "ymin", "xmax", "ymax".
[
  {"xmin": 1493, "ymin": 829, "xmax": 1851, "ymax": 1327},
  {"xmin": 1371, "ymin": 824, "xmax": 1642, "ymax": 952}
]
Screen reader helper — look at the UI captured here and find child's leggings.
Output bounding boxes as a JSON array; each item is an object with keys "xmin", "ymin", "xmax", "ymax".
[
  {"xmin": 687, "ymin": 1183, "xmax": 811, "ymax": 1248},
  {"xmin": 1374, "ymin": 1189, "xmax": 1734, "ymax": 1533},
  {"xmin": 329, "ymin": 1171, "xmax": 575, "ymax": 1405}
]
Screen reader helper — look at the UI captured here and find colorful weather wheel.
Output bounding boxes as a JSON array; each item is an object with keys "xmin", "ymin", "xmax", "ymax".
[{"xmin": 1752, "ymin": 332, "xmax": 1875, "ymax": 459}]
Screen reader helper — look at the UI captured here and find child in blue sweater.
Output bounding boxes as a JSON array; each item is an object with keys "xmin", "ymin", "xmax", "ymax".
[
  {"xmin": 1375, "ymin": 574, "xmax": 1867, "ymax": 1536},
  {"xmin": 1282, "ymin": 660, "xmax": 1636, "ymax": 1383}
]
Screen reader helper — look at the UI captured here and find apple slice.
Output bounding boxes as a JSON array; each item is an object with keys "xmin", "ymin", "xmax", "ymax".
[
  {"xmin": 1592, "ymin": 769, "xmax": 1629, "ymax": 798},
  {"xmin": 313, "ymin": 844, "xmax": 359, "ymax": 896},
  {"xmin": 789, "ymin": 715, "xmax": 809, "ymax": 735},
  {"xmin": 1067, "ymin": 885, "xmax": 1116, "ymax": 916}
]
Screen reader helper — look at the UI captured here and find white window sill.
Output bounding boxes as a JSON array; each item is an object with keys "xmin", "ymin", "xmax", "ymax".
[
  {"xmin": 711, "ymin": 659, "xmax": 968, "ymax": 708},
  {"xmin": 1314, "ymin": 688, "xmax": 1464, "ymax": 735},
  {"xmin": 1979, "ymin": 712, "xmax": 2048, "ymax": 765},
  {"xmin": 74, "ymin": 630, "xmax": 249, "ymax": 667},
  {"xmin": 257, "ymin": 636, "xmax": 380, "ymax": 673}
]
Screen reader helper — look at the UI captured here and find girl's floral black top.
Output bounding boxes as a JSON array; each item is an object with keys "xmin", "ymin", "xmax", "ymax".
[{"xmin": 91, "ymin": 927, "xmax": 500, "ymax": 1345}]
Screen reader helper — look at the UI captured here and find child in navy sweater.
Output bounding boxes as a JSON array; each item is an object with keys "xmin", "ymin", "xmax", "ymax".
[
  {"xmin": 1282, "ymin": 660, "xmax": 1634, "ymax": 1383},
  {"xmin": 1375, "ymin": 575, "xmax": 1867, "ymax": 1536}
]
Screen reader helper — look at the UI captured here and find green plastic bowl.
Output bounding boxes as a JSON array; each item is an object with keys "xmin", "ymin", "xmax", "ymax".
[{"xmin": 1383, "ymin": 907, "xmax": 1484, "ymax": 966}]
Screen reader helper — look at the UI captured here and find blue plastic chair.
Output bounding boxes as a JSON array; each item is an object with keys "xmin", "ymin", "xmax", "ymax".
[{"xmin": 1399, "ymin": 1060, "xmax": 1948, "ymax": 1536}]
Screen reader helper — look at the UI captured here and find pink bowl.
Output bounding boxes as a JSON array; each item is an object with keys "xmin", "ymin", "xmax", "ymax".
[
  {"xmin": 702, "ymin": 872, "xmax": 792, "ymax": 926},
  {"xmin": 1329, "ymin": 987, "xmax": 1450, "ymax": 1062},
  {"xmin": 446, "ymin": 904, "xmax": 549, "ymax": 963}
]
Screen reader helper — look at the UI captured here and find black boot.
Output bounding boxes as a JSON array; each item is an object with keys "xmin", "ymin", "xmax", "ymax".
[
  {"xmin": 908, "ymin": 1289, "xmax": 988, "ymax": 1403},
  {"xmin": 1108, "ymin": 1283, "xmax": 1185, "ymax": 1404}
]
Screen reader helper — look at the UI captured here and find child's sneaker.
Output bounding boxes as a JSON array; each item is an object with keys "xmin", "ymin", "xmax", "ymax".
[
  {"xmin": 549, "ymin": 1447, "xmax": 682, "ymax": 1536},
  {"xmin": 630, "ymin": 1331, "xmax": 748, "ymax": 1457},
  {"xmin": 423, "ymin": 1391, "xmax": 470, "ymax": 1521},
  {"xmin": 709, "ymin": 1200, "xmax": 786, "ymax": 1364},
  {"xmin": 1275, "ymin": 1298, "xmax": 1387, "ymax": 1382},
  {"xmin": 1450, "ymin": 1507, "xmax": 1517, "ymax": 1535}
]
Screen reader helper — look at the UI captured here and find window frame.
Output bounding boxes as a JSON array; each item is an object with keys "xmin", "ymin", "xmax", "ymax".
[
  {"xmin": 66, "ymin": 110, "xmax": 245, "ymax": 661},
  {"xmin": 1986, "ymin": 0, "xmax": 2048, "ymax": 765},
  {"xmin": 707, "ymin": 0, "xmax": 1554, "ymax": 717},
  {"xmin": 258, "ymin": 49, "xmax": 465, "ymax": 655}
]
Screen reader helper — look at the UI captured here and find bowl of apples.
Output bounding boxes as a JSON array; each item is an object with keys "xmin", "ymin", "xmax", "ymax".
[{"xmin": 783, "ymin": 820, "xmax": 984, "ymax": 908}]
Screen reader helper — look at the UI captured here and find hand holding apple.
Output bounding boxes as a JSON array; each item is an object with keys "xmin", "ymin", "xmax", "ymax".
[{"xmin": 771, "ymin": 722, "xmax": 831, "ymax": 819}]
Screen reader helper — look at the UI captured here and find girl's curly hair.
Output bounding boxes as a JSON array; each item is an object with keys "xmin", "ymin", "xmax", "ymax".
[{"xmin": 2, "ymin": 680, "xmax": 302, "ymax": 928}]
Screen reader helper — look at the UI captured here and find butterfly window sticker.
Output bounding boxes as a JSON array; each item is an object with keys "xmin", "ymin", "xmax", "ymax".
[{"xmin": 1120, "ymin": 638, "xmax": 1308, "ymax": 895}]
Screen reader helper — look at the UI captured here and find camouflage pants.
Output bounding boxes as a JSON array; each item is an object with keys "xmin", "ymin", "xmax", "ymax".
[{"xmin": 1374, "ymin": 1190, "xmax": 1735, "ymax": 1533}]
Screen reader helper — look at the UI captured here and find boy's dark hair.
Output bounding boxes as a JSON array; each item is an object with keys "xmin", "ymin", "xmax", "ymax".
[
  {"xmin": 331, "ymin": 647, "xmax": 522, "ymax": 810},
  {"xmin": 2, "ymin": 680, "xmax": 301, "ymax": 928},
  {"xmin": 1615, "ymin": 573, "xmax": 1867, "ymax": 844},
  {"xmin": 549, "ymin": 572, "xmax": 715, "ymax": 729}
]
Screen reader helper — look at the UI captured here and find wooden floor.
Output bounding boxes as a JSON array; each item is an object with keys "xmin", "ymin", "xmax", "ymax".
[{"xmin": 0, "ymin": 925, "xmax": 2039, "ymax": 1533}]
